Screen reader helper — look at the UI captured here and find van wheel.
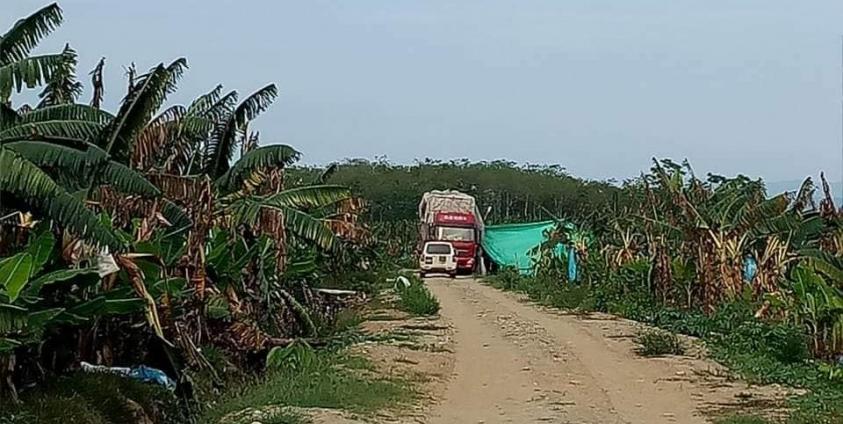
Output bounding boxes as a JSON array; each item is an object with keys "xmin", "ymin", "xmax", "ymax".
[
  {"xmin": 449, "ymin": 272, "xmax": 456, "ymax": 279},
  {"xmin": 419, "ymin": 272, "xmax": 426, "ymax": 279}
]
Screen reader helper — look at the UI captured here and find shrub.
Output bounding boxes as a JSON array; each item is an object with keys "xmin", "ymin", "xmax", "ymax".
[
  {"xmin": 723, "ymin": 321, "xmax": 809, "ymax": 364},
  {"xmin": 486, "ymin": 267, "xmax": 523, "ymax": 290},
  {"xmin": 545, "ymin": 283, "xmax": 595, "ymax": 310},
  {"xmin": 0, "ymin": 372, "xmax": 183, "ymax": 424},
  {"xmin": 0, "ymin": 396, "xmax": 108, "ymax": 424},
  {"xmin": 605, "ymin": 290, "xmax": 658, "ymax": 322},
  {"xmin": 319, "ymin": 309, "xmax": 364, "ymax": 336},
  {"xmin": 266, "ymin": 340, "xmax": 317, "ymax": 373},
  {"xmin": 395, "ymin": 280, "xmax": 440, "ymax": 316},
  {"xmin": 635, "ymin": 329, "xmax": 685, "ymax": 357},
  {"xmin": 488, "ymin": 267, "xmax": 599, "ymax": 311}
]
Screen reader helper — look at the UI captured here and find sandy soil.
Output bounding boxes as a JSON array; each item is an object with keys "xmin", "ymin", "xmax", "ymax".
[
  {"xmin": 420, "ymin": 277, "xmax": 790, "ymax": 424},
  {"xmin": 246, "ymin": 277, "xmax": 791, "ymax": 424}
]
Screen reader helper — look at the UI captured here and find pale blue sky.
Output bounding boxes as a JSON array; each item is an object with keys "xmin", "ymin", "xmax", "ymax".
[{"xmin": 7, "ymin": 1, "xmax": 843, "ymax": 183}]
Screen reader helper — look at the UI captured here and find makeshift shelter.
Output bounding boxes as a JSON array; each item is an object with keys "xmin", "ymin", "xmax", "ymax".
[{"xmin": 481, "ymin": 220, "xmax": 561, "ymax": 275}]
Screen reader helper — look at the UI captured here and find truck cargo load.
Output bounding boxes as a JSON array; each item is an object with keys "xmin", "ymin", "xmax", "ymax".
[{"xmin": 418, "ymin": 190, "xmax": 485, "ymax": 232}]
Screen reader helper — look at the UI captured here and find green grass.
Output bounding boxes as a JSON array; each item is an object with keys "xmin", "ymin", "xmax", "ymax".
[
  {"xmin": 0, "ymin": 372, "xmax": 183, "ymax": 424},
  {"xmin": 486, "ymin": 267, "xmax": 596, "ymax": 311},
  {"xmin": 715, "ymin": 416, "xmax": 773, "ymax": 424},
  {"xmin": 200, "ymin": 352, "xmax": 413, "ymax": 423},
  {"xmin": 635, "ymin": 329, "xmax": 685, "ymax": 357},
  {"xmin": 395, "ymin": 279, "xmax": 440, "ymax": 316}
]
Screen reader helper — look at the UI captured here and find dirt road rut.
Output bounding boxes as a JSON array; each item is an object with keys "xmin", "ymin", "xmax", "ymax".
[{"xmin": 423, "ymin": 277, "xmax": 778, "ymax": 424}]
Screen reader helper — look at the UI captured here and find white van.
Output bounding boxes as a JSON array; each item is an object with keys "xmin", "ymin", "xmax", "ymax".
[{"xmin": 419, "ymin": 241, "xmax": 457, "ymax": 278}]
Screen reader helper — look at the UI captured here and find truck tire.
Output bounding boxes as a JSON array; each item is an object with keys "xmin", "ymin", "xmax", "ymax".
[
  {"xmin": 449, "ymin": 272, "xmax": 457, "ymax": 279},
  {"xmin": 419, "ymin": 271, "xmax": 426, "ymax": 279}
]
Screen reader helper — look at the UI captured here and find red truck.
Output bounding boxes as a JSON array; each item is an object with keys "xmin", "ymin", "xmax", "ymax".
[{"xmin": 418, "ymin": 191, "xmax": 484, "ymax": 274}]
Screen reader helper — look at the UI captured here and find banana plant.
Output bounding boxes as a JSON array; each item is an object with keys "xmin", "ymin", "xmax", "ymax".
[
  {"xmin": 0, "ymin": 3, "xmax": 70, "ymax": 104},
  {"xmin": 0, "ymin": 228, "xmax": 100, "ymax": 353},
  {"xmin": 784, "ymin": 263, "xmax": 843, "ymax": 356},
  {"xmin": 0, "ymin": 225, "xmax": 183, "ymax": 355}
]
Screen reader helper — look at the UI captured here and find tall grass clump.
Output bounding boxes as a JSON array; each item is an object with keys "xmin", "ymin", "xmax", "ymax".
[
  {"xmin": 635, "ymin": 329, "xmax": 685, "ymax": 357},
  {"xmin": 201, "ymin": 346, "xmax": 411, "ymax": 423},
  {"xmin": 395, "ymin": 277, "xmax": 440, "ymax": 316},
  {"xmin": 0, "ymin": 372, "xmax": 184, "ymax": 424}
]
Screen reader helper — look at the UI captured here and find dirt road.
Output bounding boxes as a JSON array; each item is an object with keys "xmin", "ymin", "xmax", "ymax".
[{"xmin": 423, "ymin": 277, "xmax": 782, "ymax": 424}]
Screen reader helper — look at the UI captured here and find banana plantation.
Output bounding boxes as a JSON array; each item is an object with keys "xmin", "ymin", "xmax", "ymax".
[
  {"xmin": 578, "ymin": 160, "xmax": 843, "ymax": 358},
  {"xmin": 0, "ymin": 3, "xmax": 373, "ymax": 413},
  {"xmin": 3, "ymin": 3, "xmax": 843, "ymax": 424}
]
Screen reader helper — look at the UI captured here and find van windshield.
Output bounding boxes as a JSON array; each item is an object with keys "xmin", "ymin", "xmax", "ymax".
[{"xmin": 425, "ymin": 243, "xmax": 452, "ymax": 255}]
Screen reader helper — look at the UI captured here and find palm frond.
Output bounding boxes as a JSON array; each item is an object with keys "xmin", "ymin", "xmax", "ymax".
[
  {"xmin": 99, "ymin": 58, "xmax": 187, "ymax": 160},
  {"xmin": 0, "ymin": 120, "xmax": 104, "ymax": 143},
  {"xmin": 224, "ymin": 184, "xmax": 348, "ymax": 251},
  {"xmin": 134, "ymin": 104, "xmax": 215, "ymax": 173},
  {"xmin": 186, "ymin": 84, "xmax": 223, "ymax": 116},
  {"xmin": 792, "ymin": 177, "xmax": 816, "ymax": 212},
  {"xmin": 160, "ymin": 198, "xmax": 191, "ymax": 230},
  {"xmin": 20, "ymin": 103, "xmax": 113, "ymax": 124},
  {"xmin": 132, "ymin": 105, "xmax": 185, "ymax": 170},
  {"xmin": 262, "ymin": 185, "xmax": 351, "ymax": 210},
  {"xmin": 27, "ymin": 267, "xmax": 97, "ymax": 294},
  {"xmin": 801, "ymin": 249, "xmax": 843, "ymax": 283},
  {"xmin": 0, "ymin": 146, "xmax": 123, "ymax": 250},
  {"xmin": 232, "ymin": 84, "xmax": 277, "ymax": 124},
  {"xmin": 0, "ymin": 52, "xmax": 73, "ymax": 101},
  {"xmin": 282, "ymin": 206, "xmax": 339, "ymax": 251},
  {"xmin": 204, "ymin": 84, "xmax": 277, "ymax": 178},
  {"xmin": 0, "ymin": 3, "xmax": 63, "ymax": 66},
  {"xmin": 224, "ymin": 194, "xmax": 339, "ymax": 251},
  {"xmin": 241, "ymin": 131, "xmax": 259, "ymax": 155},
  {"xmin": 37, "ymin": 44, "xmax": 81, "ymax": 107},
  {"xmin": 96, "ymin": 159, "xmax": 162, "ymax": 197},
  {"xmin": 200, "ymin": 89, "xmax": 238, "ymax": 121},
  {"xmin": 6, "ymin": 141, "xmax": 160, "ymax": 197},
  {"xmin": 179, "ymin": 115, "xmax": 215, "ymax": 138},
  {"xmin": 149, "ymin": 105, "xmax": 185, "ymax": 126},
  {"xmin": 0, "ymin": 303, "xmax": 28, "ymax": 334},
  {"xmin": 215, "ymin": 144, "xmax": 301, "ymax": 193},
  {"xmin": 0, "ymin": 104, "xmax": 21, "ymax": 131}
]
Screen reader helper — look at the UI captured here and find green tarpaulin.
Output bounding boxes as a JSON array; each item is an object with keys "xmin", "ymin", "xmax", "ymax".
[{"xmin": 481, "ymin": 221, "xmax": 558, "ymax": 274}]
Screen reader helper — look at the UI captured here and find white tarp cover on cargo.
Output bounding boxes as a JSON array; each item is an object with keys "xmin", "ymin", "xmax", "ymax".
[{"xmin": 418, "ymin": 190, "xmax": 484, "ymax": 233}]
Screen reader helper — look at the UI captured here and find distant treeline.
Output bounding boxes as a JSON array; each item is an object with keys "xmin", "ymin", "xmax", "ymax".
[{"xmin": 288, "ymin": 158, "xmax": 621, "ymax": 225}]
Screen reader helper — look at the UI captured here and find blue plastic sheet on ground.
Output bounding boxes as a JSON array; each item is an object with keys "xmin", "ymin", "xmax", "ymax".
[
  {"xmin": 482, "ymin": 220, "xmax": 562, "ymax": 275},
  {"xmin": 129, "ymin": 365, "xmax": 177, "ymax": 390},
  {"xmin": 81, "ymin": 361, "xmax": 176, "ymax": 391}
]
